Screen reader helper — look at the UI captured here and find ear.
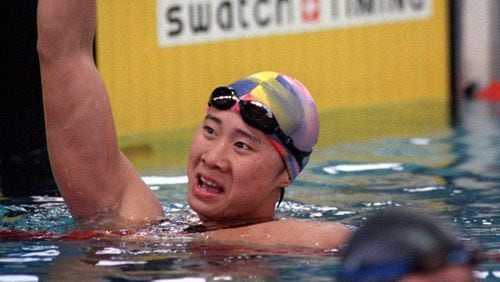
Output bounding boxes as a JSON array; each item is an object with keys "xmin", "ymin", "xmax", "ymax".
[{"xmin": 275, "ymin": 168, "xmax": 292, "ymax": 188}]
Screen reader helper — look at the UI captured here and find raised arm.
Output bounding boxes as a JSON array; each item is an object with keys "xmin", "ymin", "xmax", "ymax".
[{"xmin": 37, "ymin": 0, "xmax": 164, "ymax": 227}]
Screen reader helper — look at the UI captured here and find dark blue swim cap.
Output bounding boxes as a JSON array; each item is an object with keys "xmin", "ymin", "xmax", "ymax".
[{"xmin": 338, "ymin": 208, "xmax": 480, "ymax": 282}]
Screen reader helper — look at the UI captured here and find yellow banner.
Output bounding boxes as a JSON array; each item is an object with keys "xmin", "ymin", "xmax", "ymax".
[{"xmin": 96, "ymin": 0, "xmax": 449, "ymax": 137}]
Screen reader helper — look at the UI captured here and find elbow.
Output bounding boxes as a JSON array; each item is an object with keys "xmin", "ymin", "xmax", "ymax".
[
  {"xmin": 36, "ymin": 27, "xmax": 64, "ymax": 63},
  {"xmin": 36, "ymin": 33, "xmax": 71, "ymax": 63},
  {"xmin": 36, "ymin": 35, "xmax": 51, "ymax": 63}
]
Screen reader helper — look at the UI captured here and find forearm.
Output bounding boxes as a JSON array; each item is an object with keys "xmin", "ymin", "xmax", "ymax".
[
  {"xmin": 37, "ymin": 0, "xmax": 103, "ymax": 135},
  {"xmin": 37, "ymin": 0, "xmax": 96, "ymax": 61}
]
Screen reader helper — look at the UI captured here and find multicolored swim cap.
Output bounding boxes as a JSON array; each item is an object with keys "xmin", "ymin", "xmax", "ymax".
[{"xmin": 228, "ymin": 71, "xmax": 319, "ymax": 181}]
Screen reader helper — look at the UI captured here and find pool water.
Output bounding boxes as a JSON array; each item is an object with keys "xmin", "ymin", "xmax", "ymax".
[{"xmin": 1, "ymin": 100, "xmax": 499, "ymax": 281}]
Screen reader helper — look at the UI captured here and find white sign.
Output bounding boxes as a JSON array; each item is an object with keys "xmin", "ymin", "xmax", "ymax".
[{"xmin": 157, "ymin": 0, "xmax": 432, "ymax": 47}]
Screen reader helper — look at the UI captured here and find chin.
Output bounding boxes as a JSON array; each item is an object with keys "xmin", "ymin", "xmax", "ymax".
[{"xmin": 187, "ymin": 195, "xmax": 214, "ymax": 218}]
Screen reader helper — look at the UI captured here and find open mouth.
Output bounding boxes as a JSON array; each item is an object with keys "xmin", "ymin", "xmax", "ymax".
[{"xmin": 197, "ymin": 175, "xmax": 224, "ymax": 194}]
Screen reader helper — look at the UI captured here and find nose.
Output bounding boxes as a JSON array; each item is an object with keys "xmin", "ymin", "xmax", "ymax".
[{"xmin": 201, "ymin": 141, "xmax": 230, "ymax": 172}]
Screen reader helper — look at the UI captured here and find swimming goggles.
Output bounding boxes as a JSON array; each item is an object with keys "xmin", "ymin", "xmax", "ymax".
[
  {"xmin": 338, "ymin": 246, "xmax": 481, "ymax": 281},
  {"xmin": 208, "ymin": 86, "xmax": 311, "ymax": 170}
]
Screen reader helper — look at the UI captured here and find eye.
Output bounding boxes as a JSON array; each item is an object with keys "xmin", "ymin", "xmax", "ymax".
[
  {"xmin": 203, "ymin": 125, "xmax": 216, "ymax": 138},
  {"xmin": 234, "ymin": 141, "xmax": 250, "ymax": 151}
]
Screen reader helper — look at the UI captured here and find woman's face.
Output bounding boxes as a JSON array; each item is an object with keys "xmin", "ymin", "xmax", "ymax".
[{"xmin": 187, "ymin": 108, "xmax": 290, "ymax": 226}]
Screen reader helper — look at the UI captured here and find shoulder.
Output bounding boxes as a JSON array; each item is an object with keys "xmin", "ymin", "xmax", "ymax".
[{"xmin": 201, "ymin": 219, "xmax": 352, "ymax": 250}]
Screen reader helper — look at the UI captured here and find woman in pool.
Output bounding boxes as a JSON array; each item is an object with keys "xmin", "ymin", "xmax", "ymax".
[{"xmin": 36, "ymin": 0, "xmax": 350, "ymax": 248}]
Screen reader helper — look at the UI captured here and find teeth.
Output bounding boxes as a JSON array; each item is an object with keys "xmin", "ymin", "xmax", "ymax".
[
  {"xmin": 200, "ymin": 176, "xmax": 218, "ymax": 187},
  {"xmin": 198, "ymin": 176, "xmax": 223, "ymax": 194}
]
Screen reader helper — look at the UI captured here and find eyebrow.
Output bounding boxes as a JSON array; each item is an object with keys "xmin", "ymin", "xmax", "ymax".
[
  {"xmin": 204, "ymin": 113, "xmax": 261, "ymax": 143},
  {"xmin": 204, "ymin": 113, "xmax": 222, "ymax": 125},
  {"xmin": 235, "ymin": 128, "xmax": 261, "ymax": 143}
]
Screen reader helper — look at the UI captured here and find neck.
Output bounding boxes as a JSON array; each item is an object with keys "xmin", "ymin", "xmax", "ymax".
[{"xmin": 198, "ymin": 216, "xmax": 275, "ymax": 231}]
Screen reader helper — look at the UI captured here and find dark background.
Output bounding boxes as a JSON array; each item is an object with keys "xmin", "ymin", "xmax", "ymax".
[{"xmin": 0, "ymin": 1, "xmax": 57, "ymax": 196}]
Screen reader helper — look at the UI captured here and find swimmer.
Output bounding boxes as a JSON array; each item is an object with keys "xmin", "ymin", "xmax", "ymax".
[
  {"xmin": 338, "ymin": 207, "xmax": 481, "ymax": 281},
  {"xmin": 36, "ymin": 0, "xmax": 351, "ymax": 249}
]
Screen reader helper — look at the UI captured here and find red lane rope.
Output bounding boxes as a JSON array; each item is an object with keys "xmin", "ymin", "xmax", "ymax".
[{"xmin": 0, "ymin": 229, "xmax": 133, "ymax": 241}]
